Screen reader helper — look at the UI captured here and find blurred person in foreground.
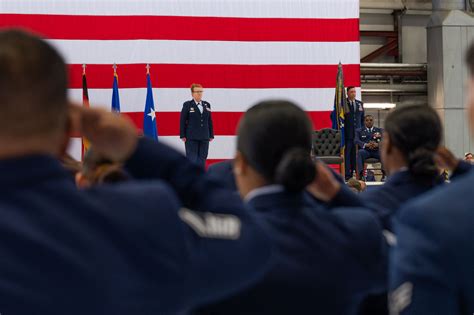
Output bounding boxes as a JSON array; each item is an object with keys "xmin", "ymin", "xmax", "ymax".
[
  {"xmin": 195, "ymin": 100, "xmax": 387, "ymax": 315},
  {"xmin": 0, "ymin": 29, "xmax": 272, "ymax": 315},
  {"xmin": 309, "ymin": 104, "xmax": 470, "ymax": 315},
  {"xmin": 388, "ymin": 43, "xmax": 474, "ymax": 313}
]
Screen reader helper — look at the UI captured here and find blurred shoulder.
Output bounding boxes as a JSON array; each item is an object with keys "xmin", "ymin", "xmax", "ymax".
[{"xmin": 398, "ymin": 172, "xmax": 474, "ymax": 237}]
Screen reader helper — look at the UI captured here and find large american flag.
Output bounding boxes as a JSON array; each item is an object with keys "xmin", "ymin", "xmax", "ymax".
[{"xmin": 0, "ymin": 0, "xmax": 360, "ymax": 164}]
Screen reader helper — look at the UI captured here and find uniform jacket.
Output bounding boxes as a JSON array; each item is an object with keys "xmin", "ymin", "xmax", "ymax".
[
  {"xmin": 390, "ymin": 169, "xmax": 474, "ymax": 314},
  {"xmin": 345, "ymin": 99, "xmax": 364, "ymax": 140},
  {"xmin": 195, "ymin": 190, "xmax": 387, "ymax": 315},
  {"xmin": 180, "ymin": 100, "xmax": 214, "ymax": 140},
  {"xmin": 355, "ymin": 127, "xmax": 383, "ymax": 150},
  {"xmin": 0, "ymin": 139, "xmax": 271, "ymax": 315}
]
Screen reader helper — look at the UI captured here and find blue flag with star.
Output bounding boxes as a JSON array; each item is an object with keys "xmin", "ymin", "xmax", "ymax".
[
  {"xmin": 111, "ymin": 72, "xmax": 121, "ymax": 113},
  {"xmin": 143, "ymin": 73, "xmax": 158, "ymax": 140}
]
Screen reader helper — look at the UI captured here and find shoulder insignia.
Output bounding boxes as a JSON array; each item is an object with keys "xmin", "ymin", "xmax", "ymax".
[
  {"xmin": 178, "ymin": 208, "xmax": 241, "ymax": 240},
  {"xmin": 389, "ymin": 282, "xmax": 413, "ymax": 315}
]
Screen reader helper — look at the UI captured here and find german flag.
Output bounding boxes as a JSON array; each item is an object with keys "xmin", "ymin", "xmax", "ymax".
[{"xmin": 81, "ymin": 64, "xmax": 90, "ymax": 158}]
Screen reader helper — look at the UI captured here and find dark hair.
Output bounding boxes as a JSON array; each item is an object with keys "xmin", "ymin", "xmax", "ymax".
[
  {"xmin": 0, "ymin": 29, "xmax": 68, "ymax": 138},
  {"xmin": 237, "ymin": 100, "xmax": 315, "ymax": 192},
  {"xmin": 466, "ymin": 42, "xmax": 474, "ymax": 75},
  {"xmin": 384, "ymin": 105, "xmax": 442, "ymax": 183},
  {"xmin": 347, "ymin": 86, "xmax": 356, "ymax": 93},
  {"xmin": 364, "ymin": 115, "xmax": 374, "ymax": 119}
]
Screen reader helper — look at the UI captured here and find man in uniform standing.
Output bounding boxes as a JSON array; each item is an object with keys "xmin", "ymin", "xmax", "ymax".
[
  {"xmin": 180, "ymin": 83, "xmax": 214, "ymax": 167},
  {"xmin": 344, "ymin": 86, "xmax": 365, "ymax": 180}
]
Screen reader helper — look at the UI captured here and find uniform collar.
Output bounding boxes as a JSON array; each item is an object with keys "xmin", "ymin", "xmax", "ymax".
[
  {"xmin": 245, "ymin": 185, "xmax": 284, "ymax": 203},
  {"xmin": 385, "ymin": 168, "xmax": 410, "ymax": 185},
  {"xmin": 246, "ymin": 187, "xmax": 307, "ymax": 213}
]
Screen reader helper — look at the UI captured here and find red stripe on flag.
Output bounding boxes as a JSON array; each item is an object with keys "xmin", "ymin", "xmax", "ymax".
[
  {"xmin": 120, "ymin": 111, "xmax": 333, "ymax": 136},
  {"xmin": 0, "ymin": 14, "xmax": 360, "ymax": 42},
  {"xmin": 70, "ymin": 111, "xmax": 332, "ymax": 137},
  {"xmin": 68, "ymin": 64, "xmax": 360, "ymax": 89}
]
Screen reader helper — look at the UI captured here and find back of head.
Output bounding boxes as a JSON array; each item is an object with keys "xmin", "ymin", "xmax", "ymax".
[
  {"xmin": 384, "ymin": 105, "xmax": 442, "ymax": 183},
  {"xmin": 81, "ymin": 149, "xmax": 129, "ymax": 185},
  {"xmin": 346, "ymin": 178, "xmax": 362, "ymax": 193},
  {"xmin": 0, "ymin": 29, "xmax": 68, "ymax": 142},
  {"xmin": 237, "ymin": 100, "xmax": 315, "ymax": 192}
]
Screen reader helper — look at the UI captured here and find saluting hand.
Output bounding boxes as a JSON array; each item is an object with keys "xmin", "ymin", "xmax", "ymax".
[
  {"xmin": 435, "ymin": 146, "xmax": 460, "ymax": 171},
  {"xmin": 306, "ymin": 161, "xmax": 341, "ymax": 202},
  {"xmin": 69, "ymin": 104, "xmax": 138, "ymax": 162}
]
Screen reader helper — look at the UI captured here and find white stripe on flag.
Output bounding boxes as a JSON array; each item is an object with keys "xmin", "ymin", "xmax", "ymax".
[
  {"xmin": 68, "ymin": 88, "xmax": 362, "ymax": 113},
  {"xmin": 0, "ymin": 0, "xmax": 359, "ymax": 18},
  {"xmin": 50, "ymin": 40, "xmax": 360, "ymax": 66}
]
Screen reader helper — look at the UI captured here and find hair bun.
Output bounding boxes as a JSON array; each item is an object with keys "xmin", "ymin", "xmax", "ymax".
[
  {"xmin": 407, "ymin": 147, "xmax": 438, "ymax": 181},
  {"xmin": 275, "ymin": 148, "xmax": 316, "ymax": 192}
]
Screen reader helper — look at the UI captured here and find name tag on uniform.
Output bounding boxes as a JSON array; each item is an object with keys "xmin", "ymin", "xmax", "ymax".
[{"xmin": 190, "ymin": 108, "xmax": 195, "ymax": 113}]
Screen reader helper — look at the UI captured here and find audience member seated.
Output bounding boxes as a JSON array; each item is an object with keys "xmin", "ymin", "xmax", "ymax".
[
  {"xmin": 0, "ymin": 29, "xmax": 271, "ymax": 315},
  {"xmin": 464, "ymin": 151, "xmax": 473, "ymax": 162},
  {"xmin": 355, "ymin": 115, "xmax": 386, "ymax": 181},
  {"xmin": 365, "ymin": 169, "xmax": 376, "ymax": 182},
  {"xmin": 195, "ymin": 100, "xmax": 387, "ymax": 315},
  {"xmin": 75, "ymin": 148, "xmax": 130, "ymax": 188},
  {"xmin": 389, "ymin": 43, "xmax": 474, "ymax": 315}
]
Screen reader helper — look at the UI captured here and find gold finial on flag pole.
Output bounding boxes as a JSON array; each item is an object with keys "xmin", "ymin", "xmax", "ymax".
[
  {"xmin": 82, "ymin": 63, "xmax": 86, "ymax": 75},
  {"xmin": 113, "ymin": 63, "xmax": 117, "ymax": 74},
  {"xmin": 146, "ymin": 63, "xmax": 150, "ymax": 75}
]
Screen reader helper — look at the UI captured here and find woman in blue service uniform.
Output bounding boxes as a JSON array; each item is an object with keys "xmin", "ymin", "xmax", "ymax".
[{"xmin": 195, "ymin": 100, "xmax": 387, "ymax": 315}]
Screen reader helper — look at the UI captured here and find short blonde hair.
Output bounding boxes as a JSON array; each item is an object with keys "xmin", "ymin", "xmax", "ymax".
[{"xmin": 190, "ymin": 83, "xmax": 203, "ymax": 92}]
